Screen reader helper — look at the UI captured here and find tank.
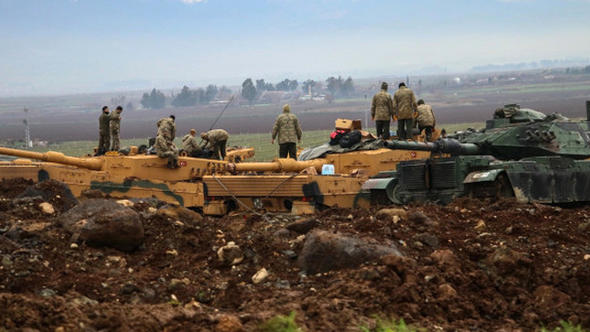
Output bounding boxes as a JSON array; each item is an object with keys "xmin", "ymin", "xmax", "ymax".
[
  {"xmin": 0, "ymin": 146, "xmax": 254, "ymax": 209},
  {"xmin": 0, "ymin": 117, "xmax": 443, "ymax": 215},
  {"xmin": 363, "ymin": 101, "xmax": 590, "ymax": 205}
]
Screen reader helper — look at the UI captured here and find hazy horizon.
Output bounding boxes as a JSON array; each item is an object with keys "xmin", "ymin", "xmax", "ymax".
[{"xmin": 2, "ymin": 0, "xmax": 590, "ymax": 97}]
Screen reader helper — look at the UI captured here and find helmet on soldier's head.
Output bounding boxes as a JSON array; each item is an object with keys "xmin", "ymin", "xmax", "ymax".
[
  {"xmin": 381, "ymin": 82, "xmax": 388, "ymax": 90},
  {"xmin": 190, "ymin": 129, "xmax": 196, "ymax": 135},
  {"xmin": 417, "ymin": 99, "xmax": 425, "ymax": 105},
  {"xmin": 283, "ymin": 104, "xmax": 290, "ymax": 112},
  {"xmin": 200, "ymin": 132, "xmax": 207, "ymax": 139}
]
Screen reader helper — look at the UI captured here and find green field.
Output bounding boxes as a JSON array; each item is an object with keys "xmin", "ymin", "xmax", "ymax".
[{"xmin": 30, "ymin": 122, "xmax": 483, "ymax": 161}]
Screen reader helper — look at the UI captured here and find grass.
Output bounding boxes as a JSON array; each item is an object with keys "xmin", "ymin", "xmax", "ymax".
[
  {"xmin": 360, "ymin": 318, "xmax": 420, "ymax": 332},
  {"xmin": 258, "ymin": 312, "xmax": 302, "ymax": 332},
  {"xmin": 28, "ymin": 121, "xmax": 484, "ymax": 161},
  {"xmin": 540, "ymin": 321, "xmax": 588, "ymax": 332}
]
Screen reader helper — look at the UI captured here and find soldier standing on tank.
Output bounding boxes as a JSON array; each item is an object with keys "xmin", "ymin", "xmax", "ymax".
[
  {"xmin": 201, "ymin": 129, "xmax": 229, "ymax": 160},
  {"xmin": 97, "ymin": 106, "xmax": 110, "ymax": 155},
  {"xmin": 416, "ymin": 99, "xmax": 436, "ymax": 142},
  {"xmin": 271, "ymin": 104, "xmax": 302, "ymax": 159},
  {"xmin": 182, "ymin": 129, "xmax": 202, "ymax": 157},
  {"xmin": 393, "ymin": 82, "xmax": 418, "ymax": 140},
  {"xmin": 109, "ymin": 106, "xmax": 123, "ymax": 151},
  {"xmin": 370, "ymin": 82, "xmax": 394, "ymax": 140}
]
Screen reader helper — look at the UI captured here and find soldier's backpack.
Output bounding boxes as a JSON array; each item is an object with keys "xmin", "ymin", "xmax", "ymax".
[
  {"xmin": 329, "ymin": 129, "xmax": 347, "ymax": 145},
  {"xmin": 339, "ymin": 131, "xmax": 362, "ymax": 148}
]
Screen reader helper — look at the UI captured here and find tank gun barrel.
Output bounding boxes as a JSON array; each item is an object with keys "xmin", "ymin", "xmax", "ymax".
[
  {"xmin": 384, "ymin": 139, "xmax": 479, "ymax": 155},
  {"xmin": 0, "ymin": 147, "xmax": 104, "ymax": 170},
  {"xmin": 229, "ymin": 158, "xmax": 327, "ymax": 173}
]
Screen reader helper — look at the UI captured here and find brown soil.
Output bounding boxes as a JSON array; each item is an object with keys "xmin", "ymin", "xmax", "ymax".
[{"xmin": 1, "ymin": 181, "xmax": 590, "ymax": 331}]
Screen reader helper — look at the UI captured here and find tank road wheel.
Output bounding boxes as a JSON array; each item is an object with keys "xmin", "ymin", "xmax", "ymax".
[{"xmin": 386, "ymin": 180, "xmax": 403, "ymax": 205}]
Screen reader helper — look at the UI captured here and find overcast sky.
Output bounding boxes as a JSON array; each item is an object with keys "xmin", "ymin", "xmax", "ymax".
[{"xmin": 1, "ymin": 0, "xmax": 590, "ymax": 96}]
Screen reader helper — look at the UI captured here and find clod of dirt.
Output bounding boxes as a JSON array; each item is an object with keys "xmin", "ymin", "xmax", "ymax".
[
  {"xmin": 17, "ymin": 180, "xmax": 78, "ymax": 212},
  {"xmin": 217, "ymin": 241, "xmax": 244, "ymax": 266},
  {"xmin": 38, "ymin": 202, "xmax": 55, "ymax": 215},
  {"xmin": 60, "ymin": 199, "xmax": 144, "ymax": 251},
  {"xmin": 376, "ymin": 208, "xmax": 407, "ymax": 221},
  {"xmin": 215, "ymin": 314, "xmax": 244, "ymax": 332},
  {"xmin": 157, "ymin": 205, "xmax": 203, "ymax": 224},
  {"xmin": 298, "ymin": 230, "xmax": 402, "ymax": 274},
  {"xmin": 252, "ymin": 268, "xmax": 269, "ymax": 284},
  {"xmin": 286, "ymin": 218, "xmax": 318, "ymax": 234}
]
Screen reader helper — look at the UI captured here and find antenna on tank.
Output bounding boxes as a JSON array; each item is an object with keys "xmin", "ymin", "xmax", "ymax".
[{"xmin": 23, "ymin": 108, "xmax": 32, "ymax": 149}]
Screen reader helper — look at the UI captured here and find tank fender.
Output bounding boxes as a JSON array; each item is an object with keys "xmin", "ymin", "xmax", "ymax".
[
  {"xmin": 361, "ymin": 176, "xmax": 397, "ymax": 191},
  {"xmin": 463, "ymin": 169, "xmax": 505, "ymax": 184}
]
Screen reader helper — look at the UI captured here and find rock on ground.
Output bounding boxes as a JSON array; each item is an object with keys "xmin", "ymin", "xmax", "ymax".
[
  {"xmin": 60, "ymin": 199, "xmax": 144, "ymax": 251},
  {"xmin": 298, "ymin": 230, "xmax": 402, "ymax": 274}
]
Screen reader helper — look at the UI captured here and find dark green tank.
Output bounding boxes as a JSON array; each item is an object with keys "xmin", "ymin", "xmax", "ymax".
[{"xmin": 363, "ymin": 101, "xmax": 590, "ymax": 205}]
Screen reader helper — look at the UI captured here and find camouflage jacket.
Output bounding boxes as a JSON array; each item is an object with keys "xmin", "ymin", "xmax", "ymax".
[
  {"xmin": 99, "ymin": 112, "xmax": 110, "ymax": 135},
  {"xmin": 370, "ymin": 90, "xmax": 394, "ymax": 121},
  {"xmin": 109, "ymin": 112, "xmax": 121, "ymax": 132},
  {"xmin": 203, "ymin": 129, "xmax": 229, "ymax": 148},
  {"xmin": 272, "ymin": 110, "xmax": 302, "ymax": 144},
  {"xmin": 154, "ymin": 135, "xmax": 177, "ymax": 154},
  {"xmin": 157, "ymin": 118, "xmax": 176, "ymax": 140},
  {"xmin": 182, "ymin": 134, "xmax": 201, "ymax": 153},
  {"xmin": 416, "ymin": 104, "xmax": 435, "ymax": 127},
  {"xmin": 393, "ymin": 87, "xmax": 417, "ymax": 120}
]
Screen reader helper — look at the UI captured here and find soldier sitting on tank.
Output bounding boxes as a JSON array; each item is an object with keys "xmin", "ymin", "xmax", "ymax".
[
  {"xmin": 416, "ymin": 99, "xmax": 436, "ymax": 142},
  {"xmin": 182, "ymin": 129, "xmax": 204, "ymax": 157},
  {"xmin": 154, "ymin": 134, "xmax": 179, "ymax": 169},
  {"xmin": 201, "ymin": 129, "xmax": 229, "ymax": 160}
]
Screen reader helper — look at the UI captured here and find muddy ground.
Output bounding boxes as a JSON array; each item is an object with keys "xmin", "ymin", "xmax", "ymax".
[{"xmin": 1, "ymin": 178, "xmax": 590, "ymax": 331}]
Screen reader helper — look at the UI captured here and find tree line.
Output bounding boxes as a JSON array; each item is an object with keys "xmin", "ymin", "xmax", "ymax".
[
  {"xmin": 241, "ymin": 76, "xmax": 355, "ymax": 103},
  {"xmin": 140, "ymin": 75, "xmax": 356, "ymax": 109},
  {"xmin": 140, "ymin": 85, "xmax": 233, "ymax": 109}
]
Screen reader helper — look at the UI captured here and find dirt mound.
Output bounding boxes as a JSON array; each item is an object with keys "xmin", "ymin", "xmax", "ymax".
[{"xmin": 1, "ymin": 183, "xmax": 590, "ymax": 331}]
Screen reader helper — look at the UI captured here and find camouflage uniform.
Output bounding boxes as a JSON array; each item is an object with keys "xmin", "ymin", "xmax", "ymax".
[
  {"xmin": 416, "ymin": 103, "xmax": 436, "ymax": 142},
  {"xmin": 98, "ymin": 111, "xmax": 110, "ymax": 155},
  {"xmin": 393, "ymin": 86, "xmax": 418, "ymax": 140},
  {"xmin": 202, "ymin": 129, "xmax": 229, "ymax": 160},
  {"xmin": 182, "ymin": 134, "xmax": 201, "ymax": 156},
  {"xmin": 154, "ymin": 134, "xmax": 178, "ymax": 168},
  {"xmin": 371, "ymin": 90, "xmax": 394, "ymax": 139},
  {"xmin": 157, "ymin": 118, "xmax": 176, "ymax": 141},
  {"xmin": 109, "ymin": 111, "xmax": 122, "ymax": 151},
  {"xmin": 272, "ymin": 105, "xmax": 302, "ymax": 159}
]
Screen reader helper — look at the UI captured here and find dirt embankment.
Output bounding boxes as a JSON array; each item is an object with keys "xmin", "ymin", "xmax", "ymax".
[{"xmin": 1, "ymin": 178, "xmax": 589, "ymax": 331}]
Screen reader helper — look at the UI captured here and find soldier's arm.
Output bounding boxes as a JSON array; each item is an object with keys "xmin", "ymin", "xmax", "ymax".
[
  {"xmin": 370, "ymin": 95, "xmax": 376, "ymax": 118},
  {"xmin": 387, "ymin": 96, "xmax": 395, "ymax": 118},
  {"xmin": 295, "ymin": 117, "xmax": 302, "ymax": 140},
  {"xmin": 271, "ymin": 119, "xmax": 279, "ymax": 139}
]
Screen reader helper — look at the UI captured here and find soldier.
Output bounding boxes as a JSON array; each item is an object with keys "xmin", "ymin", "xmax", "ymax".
[
  {"xmin": 157, "ymin": 115, "xmax": 176, "ymax": 141},
  {"xmin": 370, "ymin": 82, "xmax": 394, "ymax": 139},
  {"xmin": 271, "ymin": 104, "xmax": 302, "ymax": 159},
  {"xmin": 154, "ymin": 134, "xmax": 179, "ymax": 169},
  {"xmin": 182, "ymin": 129, "xmax": 202, "ymax": 157},
  {"xmin": 97, "ymin": 106, "xmax": 110, "ymax": 155},
  {"xmin": 109, "ymin": 105, "xmax": 123, "ymax": 151},
  {"xmin": 393, "ymin": 82, "xmax": 418, "ymax": 140},
  {"xmin": 201, "ymin": 129, "xmax": 229, "ymax": 160},
  {"xmin": 416, "ymin": 99, "xmax": 436, "ymax": 142}
]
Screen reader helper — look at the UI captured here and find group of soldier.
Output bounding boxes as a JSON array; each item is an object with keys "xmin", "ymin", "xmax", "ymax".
[
  {"xmin": 97, "ymin": 83, "xmax": 431, "ymax": 166},
  {"xmin": 153, "ymin": 115, "xmax": 231, "ymax": 168},
  {"xmin": 371, "ymin": 82, "xmax": 436, "ymax": 141},
  {"xmin": 97, "ymin": 105, "xmax": 123, "ymax": 155}
]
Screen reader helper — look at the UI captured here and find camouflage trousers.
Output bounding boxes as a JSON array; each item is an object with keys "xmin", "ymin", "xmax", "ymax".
[
  {"xmin": 110, "ymin": 129, "xmax": 120, "ymax": 151},
  {"xmin": 98, "ymin": 133, "xmax": 110, "ymax": 155}
]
